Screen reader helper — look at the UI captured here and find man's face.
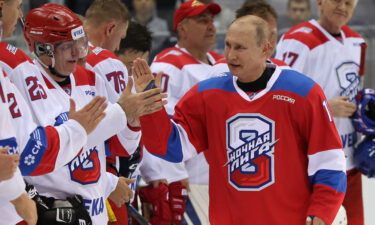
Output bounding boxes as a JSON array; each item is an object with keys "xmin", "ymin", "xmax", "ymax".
[
  {"xmin": 224, "ymin": 22, "xmax": 268, "ymax": 82},
  {"xmin": 52, "ymin": 37, "xmax": 88, "ymax": 76},
  {"xmin": 317, "ymin": 0, "xmax": 356, "ymax": 28},
  {"xmin": 106, "ymin": 21, "xmax": 128, "ymax": 52},
  {"xmin": 288, "ymin": 1, "xmax": 311, "ymax": 25},
  {"xmin": 179, "ymin": 11, "xmax": 216, "ymax": 50},
  {"xmin": 132, "ymin": 0, "xmax": 155, "ymax": 15},
  {"xmin": 117, "ymin": 49, "xmax": 149, "ymax": 75},
  {"xmin": 1, "ymin": 0, "xmax": 23, "ymax": 38}
]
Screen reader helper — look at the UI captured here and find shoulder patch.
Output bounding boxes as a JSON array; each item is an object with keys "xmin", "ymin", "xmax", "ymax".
[
  {"xmin": 86, "ymin": 47, "xmax": 120, "ymax": 67},
  {"xmin": 270, "ymin": 69, "xmax": 316, "ymax": 98},
  {"xmin": 342, "ymin": 25, "xmax": 362, "ymax": 39},
  {"xmin": 283, "ymin": 22, "xmax": 329, "ymax": 50},
  {"xmin": 198, "ymin": 72, "xmax": 236, "ymax": 93},
  {"xmin": 153, "ymin": 47, "xmax": 200, "ymax": 70},
  {"xmin": 0, "ymin": 42, "xmax": 33, "ymax": 69}
]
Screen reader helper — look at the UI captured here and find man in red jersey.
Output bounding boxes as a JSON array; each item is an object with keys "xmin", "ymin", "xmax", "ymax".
[{"xmin": 133, "ymin": 15, "xmax": 346, "ymax": 225}]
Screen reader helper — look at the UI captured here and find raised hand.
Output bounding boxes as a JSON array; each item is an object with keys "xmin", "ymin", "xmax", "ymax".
[
  {"xmin": 0, "ymin": 147, "xmax": 19, "ymax": 181},
  {"xmin": 132, "ymin": 58, "xmax": 163, "ymax": 92},
  {"xmin": 117, "ymin": 77, "xmax": 167, "ymax": 125},
  {"xmin": 69, "ymin": 96, "xmax": 107, "ymax": 134}
]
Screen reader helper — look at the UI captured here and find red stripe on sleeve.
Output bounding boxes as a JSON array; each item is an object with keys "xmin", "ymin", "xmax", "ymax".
[{"xmin": 29, "ymin": 126, "xmax": 60, "ymax": 175}]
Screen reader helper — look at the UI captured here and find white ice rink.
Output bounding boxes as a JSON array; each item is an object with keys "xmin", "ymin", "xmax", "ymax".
[{"xmin": 363, "ymin": 176, "xmax": 375, "ymax": 225}]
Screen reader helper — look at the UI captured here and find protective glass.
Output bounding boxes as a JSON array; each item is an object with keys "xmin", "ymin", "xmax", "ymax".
[{"xmin": 54, "ymin": 36, "xmax": 89, "ymax": 59}]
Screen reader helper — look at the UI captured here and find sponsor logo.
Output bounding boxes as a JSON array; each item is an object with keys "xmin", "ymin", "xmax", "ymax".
[
  {"xmin": 24, "ymin": 154, "xmax": 36, "ymax": 166},
  {"xmin": 272, "ymin": 95, "xmax": 295, "ymax": 104},
  {"xmin": 71, "ymin": 26, "xmax": 85, "ymax": 40},
  {"xmin": 85, "ymin": 90, "xmax": 95, "ymax": 96}
]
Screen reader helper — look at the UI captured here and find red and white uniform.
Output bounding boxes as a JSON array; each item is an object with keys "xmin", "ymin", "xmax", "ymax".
[
  {"xmin": 275, "ymin": 19, "xmax": 367, "ymax": 225},
  {"xmin": 275, "ymin": 19, "xmax": 366, "ymax": 170},
  {"xmin": 147, "ymin": 45, "xmax": 223, "ymax": 184},
  {"xmin": 0, "ymin": 44, "xmax": 89, "ymax": 224},
  {"xmin": 140, "ymin": 66, "xmax": 346, "ymax": 225},
  {"xmin": 0, "ymin": 42, "xmax": 140, "ymax": 224},
  {"xmin": 86, "ymin": 46, "xmax": 141, "ymax": 199},
  {"xmin": 0, "ymin": 71, "xmax": 26, "ymax": 225},
  {"xmin": 28, "ymin": 60, "xmax": 140, "ymax": 225},
  {"xmin": 86, "ymin": 46, "xmax": 129, "ymax": 97}
]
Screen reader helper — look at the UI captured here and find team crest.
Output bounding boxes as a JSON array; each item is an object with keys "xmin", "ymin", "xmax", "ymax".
[
  {"xmin": 226, "ymin": 113, "xmax": 277, "ymax": 191},
  {"xmin": 336, "ymin": 61, "xmax": 360, "ymax": 102},
  {"xmin": 68, "ymin": 147, "xmax": 101, "ymax": 185}
]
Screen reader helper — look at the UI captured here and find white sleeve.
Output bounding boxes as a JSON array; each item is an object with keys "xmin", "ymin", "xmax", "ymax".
[
  {"xmin": 53, "ymin": 119, "xmax": 88, "ymax": 167},
  {"xmin": 86, "ymin": 103, "xmax": 128, "ymax": 149},
  {"xmin": 88, "ymin": 73, "xmax": 140, "ymax": 155},
  {"xmin": 5, "ymin": 64, "xmax": 89, "ymax": 169},
  {"xmin": 104, "ymin": 172, "xmax": 119, "ymax": 199},
  {"xmin": 0, "ymin": 90, "xmax": 25, "ymax": 202},
  {"xmin": 4, "ymin": 78, "xmax": 88, "ymax": 173},
  {"xmin": 0, "ymin": 169, "xmax": 26, "ymax": 202}
]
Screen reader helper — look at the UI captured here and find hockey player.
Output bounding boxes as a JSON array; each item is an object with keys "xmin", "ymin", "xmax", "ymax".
[
  {"xmin": 17, "ymin": 4, "xmax": 166, "ymax": 225},
  {"xmin": 144, "ymin": 1, "xmax": 223, "ymax": 224},
  {"xmin": 275, "ymin": 0, "xmax": 365, "ymax": 224},
  {"xmin": 83, "ymin": 1, "xmax": 138, "ymax": 224},
  {"xmin": 0, "ymin": 1, "xmax": 110, "ymax": 224},
  {"xmin": 0, "ymin": 72, "xmax": 37, "ymax": 225},
  {"xmin": 133, "ymin": 15, "xmax": 346, "ymax": 225}
]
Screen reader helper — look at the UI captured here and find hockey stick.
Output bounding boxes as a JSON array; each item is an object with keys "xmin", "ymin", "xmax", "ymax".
[{"xmin": 127, "ymin": 204, "xmax": 150, "ymax": 225}]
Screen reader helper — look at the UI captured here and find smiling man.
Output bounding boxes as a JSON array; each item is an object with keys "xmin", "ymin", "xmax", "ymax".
[
  {"xmin": 133, "ymin": 15, "xmax": 347, "ymax": 225},
  {"xmin": 276, "ymin": 1, "xmax": 366, "ymax": 224}
]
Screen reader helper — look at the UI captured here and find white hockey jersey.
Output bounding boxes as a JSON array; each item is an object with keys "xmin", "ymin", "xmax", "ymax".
[
  {"xmin": 86, "ymin": 46, "xmax": 141, "ymax": 194},
  {"xmin": 0, "ymin": 71, "xmax": 26, "ymax": 224},
  {"xmin": 275, "ymin": 19, "xmax": 366, "ymax": 170},
  {"xmin": 0, "ymin": 71, "xmax": 88, "ymax": 224},
  {"xmin": 0, "ymin": 41, "xmax": 140, "ymax": 224},
  {"xmin": 25, "ymin": 61, "xmax": 140, "ymax": 225},
  {"xmin": 148, "ymin": 45, "xmax": 223, "ymax": 184}
]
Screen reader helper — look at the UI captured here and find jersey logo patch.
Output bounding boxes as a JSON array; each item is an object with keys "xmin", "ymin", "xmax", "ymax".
[
  {"xmin": 226, "ymin": 113, "xmax": 277, "ymax": 191},
  {"xmin": 68, "ymin": 147, "xmax": 101, "ymax": 185},
  {"xmin": 336, "ymin": 61, "xmax": 360, "ymax": 102}
]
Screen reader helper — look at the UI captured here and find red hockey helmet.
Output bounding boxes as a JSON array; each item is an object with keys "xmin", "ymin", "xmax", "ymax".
[{"xmin": 24, "ymin": 3, "xmax": 87, "ymax": 57}]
